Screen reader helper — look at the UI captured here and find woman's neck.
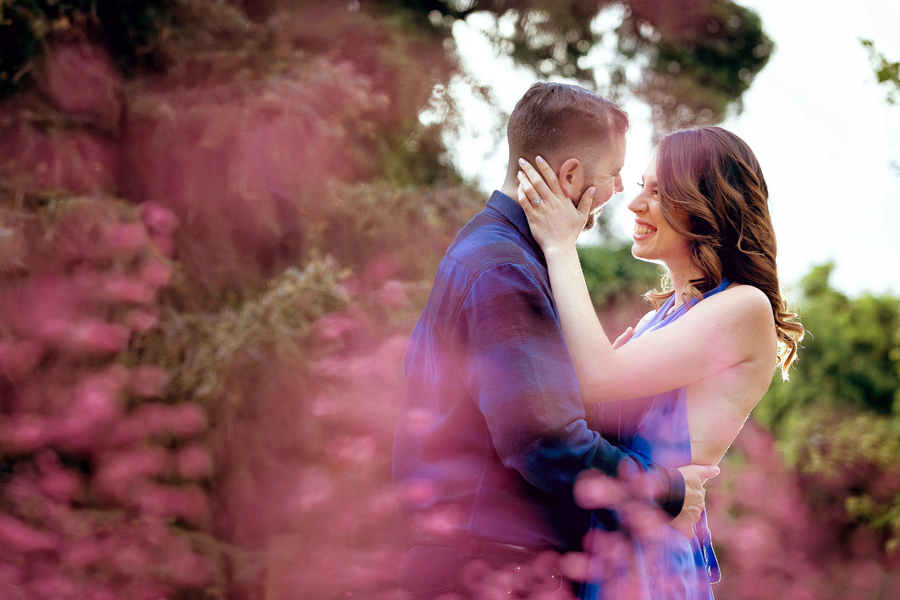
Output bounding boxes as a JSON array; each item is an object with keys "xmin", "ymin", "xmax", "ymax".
[{"xmin": 666, "ymin": 258, "xmax": 703, "ymax": 310}]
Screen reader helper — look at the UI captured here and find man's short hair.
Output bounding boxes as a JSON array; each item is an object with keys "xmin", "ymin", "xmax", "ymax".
[{"xmin": 507, "ymin": 82, "xmax": 628, "ymax": 176}]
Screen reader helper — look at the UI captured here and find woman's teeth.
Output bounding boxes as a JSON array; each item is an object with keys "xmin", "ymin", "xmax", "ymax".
[{"xmin": 634, "ymin": 224, "xmax": 656, "ymax": 236}]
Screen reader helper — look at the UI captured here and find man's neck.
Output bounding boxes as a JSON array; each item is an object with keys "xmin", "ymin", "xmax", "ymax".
[{"xmin": 499, "ymin": 180, "xmax": 518, "ymax": 199}]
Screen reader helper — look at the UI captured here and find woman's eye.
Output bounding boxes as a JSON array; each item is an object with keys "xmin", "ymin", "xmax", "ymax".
[{"xmin": 636, "ymin": 182, "xmax": 644, "ymax": 189}]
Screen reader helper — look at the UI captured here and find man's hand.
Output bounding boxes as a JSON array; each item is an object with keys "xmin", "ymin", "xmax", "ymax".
[{"xmin": 671, "ymin": 464, "xmax": 719, "ymax": 538}]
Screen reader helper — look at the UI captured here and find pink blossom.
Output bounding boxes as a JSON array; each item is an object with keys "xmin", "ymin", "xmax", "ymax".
[
  {"xmin": 401, "ymin": 407, "xmax": 437, "ymax": 438},
  {"xmin": 96, "ymin": 447, "xmax": 171, "ymax": 499},
  {"xmin": 140, "ymin": 202, "xmax": 179, "ymax": 236},
  {"xmin": 365, "ymin": 253, "xmax": 398, "ymax": 280},
  {"xmin": 175, "ymin": 444, "xmax": 213, "ymax": 480},
  {"xmin": 0, "ymin": 562, "xmax": 25, "ymax": 586},
  {"xmin": 27, "ymin": 574, "xmax": 77, "ymax": 599},
  {"xmin": 328, "ymin": 435, "xmax": 380, "ymax": 467},
  {"xmin": 102, "ymin": 275, "xmax": 156, "ymax": 304},
  {"xmin": 167, "ymin": 547, "xmax": 214, "ymax": 588},
  {"xmin": 108, "ymin": 222, "xmax": 148, "ymax": 251},
  {"xmin": 111, "ymin": 543, "xmax": 152, "ymax": 576},
  {"xmin": 166, "ymin": 402, "xmax": 208, "ymax": 438},
  {"xmin": 130, "ymin": 481, "xmax": 179, "ymax": 518},
  {"xmin": 37, "ymin": 468, "xmax": 82, "ymax": 504},
  {"xmin": 573, "ymin": 474, "xmax": 627, "ymax": 510},
  {"xmin": 139, "ymin": 260, "xmax": 172, "ymax": 288},
  {"xmin": 43, "ymin": 42, "xmax": 121, "ymax": 126},
  {"xmin": 61, "ymin": 538, "xmax": 106, "ymax": 569},
  {"xmin": 64, "ymin": 318, "xmax": 130, "ymax": 354},
  {"xmin": 0, "ymin": 514, "xmax": 59, "ymax": 553},
  {"xmin": 1, "ymin": 414, "xmax": 50, "ymax": 453},
  {"xmin": 0, "ymin": 340, "xmax": 42, "ymax": 379},
  {"xmin": 287, "ymin": 470, "xmax": 335, "ymax": 514},
  {"xmin": 175, "ymin": 485, "xmax": 211, "ymax": 525},
  {"xmin": 126, "ymin": 308, "xmax": 160, "ymax": 332},
  {"xmin": 150, "ymin": 233, "xmax": 175, "ymax": 258},
  {"xmin": 130, "ymin": 366, "xmax": 170, "ymax": 398},
  {"xmin": 110, "ymin": 402, "xmax": 168, "ymax": 444},
  {"xmin": 314, "ymin": 312, "xmax": 357, "ymax": 343},
  {"xmin": 378, "ymin": 279, "xmax": 407, "ymax": 307}
]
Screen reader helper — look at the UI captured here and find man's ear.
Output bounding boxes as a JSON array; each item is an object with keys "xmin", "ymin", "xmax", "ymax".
[{"xmin": 557, "ymin": 157, "xmax": 584, "ymax": 200}]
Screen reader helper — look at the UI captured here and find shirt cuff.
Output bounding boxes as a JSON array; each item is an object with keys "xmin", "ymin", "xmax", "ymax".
[{"xmin": 659, "ymin": 466, "xmax": 685, "ymax": 518}]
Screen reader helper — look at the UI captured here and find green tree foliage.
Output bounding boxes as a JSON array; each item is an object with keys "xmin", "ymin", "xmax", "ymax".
[
  {"xmin": 749, "ymin": 263, "xmax": 900, "ymax": 555},
  {"xmin": 1, "ymin": 0, "xmax": 773, "ymax": 139},
  {"xmin": 755, "ymin": 263, "xmax": 900, "ymax": 432},
  {"xmin": 578, "ymin": 243, "xmax": 660, "ymax": 308},
  {"xmin": 377, "ymin": 0, "xmax": 773, "ymax": 133},
  {"xmin": 862, "ymin": 38, "xmax": 900, "ymax": 105},
  {"xmin": 0, "ymin": 0, "xmax": 170, "ymax": 95}
]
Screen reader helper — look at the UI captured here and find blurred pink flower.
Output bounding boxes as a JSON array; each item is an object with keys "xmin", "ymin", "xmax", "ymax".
[
  {"xmin": 140, "ymin": 202, "xmax": 179, "ymax": 236},
  {"xmin": 126, "ymin": 308, "xmax": 160, "ymax": 332},
  {"xmin": 61, "ymin": 538, "xmax": 106, "ymax": 569},
  {"xmin": 64, "ymin": 318, "xmax": 130, "ymax": 354},
  {"xmin": 315, "ymin": 312, "xmax": 357, "ymax": 343},
  {"xmin": 573, "ymin": 473, "xmax": 627, "ymax": 510},
  {"xmin": 365, "ymin": 253, "xmax": 398, "ymax": 281},
  {"xmin": 108, "ymin": 223, "xmax": 148, "ymax": 251},
  {"xmin": 0, "ymin": 340, "xmax": 42, "ymax": 379},
  {"xmin": 102, "ymin": 275, "xmax": 156, "ymax": 305},
  {"xmin": 43, "ymin": 42, "xmax": 121, "ymax": 127},
  {"xmin": 1, "ymin": 414, "xmax": 50, "ymax": 453},
  {"xmin": 378, "ymin": 279, "xmax": 407, "ymax": 307},
  {"xmin": 111, "ymin": 542, "xmax": 152, "ymax": 577},
  {"xmin": 0, "ymin": 562, "xmax": 25, "ymax": 586},
  {"xmin": 0, "ymin": 514, "xmax": 59, "ymax": 554},
  {"xmin": 131, "ymin": 481, "xmax": 180, "ymax": 518},
  {"xmin": 328, "ymin": 435, "xmax": 380, "ymax": 467},
  {"xmin": 167, "ymin": 547, "xmax": 214, "ymax": 588},
  {"xmin": 96, "ymin": 447, "xmax": 171, "ymax": 499},
  {"xmin": 176, "ymin": 444, "xmax": 213, "ymax": 480},
  {"xmin": 139, "ymin": 260, "xmax": 172, "ymax": 288},
  {"xmin": 37, "ymin": 467, "xmax": 82, "ymax": 504},
  {"xmin": 110, "ymin": 402, "xmax": 171, "ymax": 444},
  {"xmin": 150, "ymin": 233, "xmax": 176, "ymax": 258},
  {"xmin": 167, "ymin": 402, "xmax": 208, "ymax": 438},
  {"xmin": 130, "ymin": 366, "xmax": 170, "ymax": 398},
  {"xmin": 286, "ymin": 469, "xmax": 335, "ymax": 514},
  {"xmin": 28, "ymin": 574, "xmax": 77, "ymax": 600},
  {"xmin": 396, "ymin": 480, "xmax": 441, "ymax": 509}
]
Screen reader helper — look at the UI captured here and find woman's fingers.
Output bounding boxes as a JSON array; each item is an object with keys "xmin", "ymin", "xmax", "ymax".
[
  {"xmin": 516, "ymin": 171, "xmax": 541, "ymax": 205},
  {"xmin": 534, "ymin": 156, "xmax": 566, "ymax": 198},
  {"xmin": 518, "ymin": 158, "xmax": 563, "ymax": 205},
  {"xmin": 612, "ymin": 326, "xmax": 634, "ymax": 349},
  {"xmin": 576, "ymin": 187, "xmax": 596, "ymax": 220}
]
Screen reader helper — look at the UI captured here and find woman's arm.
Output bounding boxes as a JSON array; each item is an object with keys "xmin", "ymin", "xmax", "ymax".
[{"xmin": 515, "ymin": 158, "xmax": 775, "ymax": 403}]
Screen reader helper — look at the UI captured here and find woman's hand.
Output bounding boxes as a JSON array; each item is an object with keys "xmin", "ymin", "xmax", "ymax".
[{"xmin": 514, "ymin": 157, "xmax": 596, "ymax": 253}]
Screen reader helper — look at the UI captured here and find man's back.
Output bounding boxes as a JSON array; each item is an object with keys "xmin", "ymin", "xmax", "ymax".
[{"xmin": 394, "ymin": 192, "xmax": 618, "ymax": 551}]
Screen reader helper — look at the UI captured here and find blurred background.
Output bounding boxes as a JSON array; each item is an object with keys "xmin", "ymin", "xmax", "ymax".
[{"xmin": 0, "ymin": 0, "xmax": 897, "ymax": 599}]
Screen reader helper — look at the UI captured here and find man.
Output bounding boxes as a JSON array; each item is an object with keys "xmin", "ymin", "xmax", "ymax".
[{"xmin": 392, "ymin": 82, "xmax": 716, "ymax": 599}]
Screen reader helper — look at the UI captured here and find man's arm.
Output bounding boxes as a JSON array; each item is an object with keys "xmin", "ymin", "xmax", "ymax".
[{"xmin": 452, "ymin": 262, "xmax": 687, "ymax": 516}]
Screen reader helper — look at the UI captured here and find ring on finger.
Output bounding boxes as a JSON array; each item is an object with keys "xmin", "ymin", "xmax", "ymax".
[{"xmin": 532, "ymin": 196, "xmax": 543, "ymax": 206}]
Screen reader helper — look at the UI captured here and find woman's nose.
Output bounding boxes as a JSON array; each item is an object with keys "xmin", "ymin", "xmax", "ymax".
[{"xmin": 627, "ymin": 192, "xmax": 645, "ymax": 214}]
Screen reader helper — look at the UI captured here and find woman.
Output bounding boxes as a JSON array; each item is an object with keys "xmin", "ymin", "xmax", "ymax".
[{"xmin": 514, "ymin": 126, "xmax": 803, "ymax": 599}]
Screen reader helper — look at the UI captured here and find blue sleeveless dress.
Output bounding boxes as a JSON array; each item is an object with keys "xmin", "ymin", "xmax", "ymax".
[{"xmin": 581, "ymin": 280, "xmax": 728, "ymax": 600}]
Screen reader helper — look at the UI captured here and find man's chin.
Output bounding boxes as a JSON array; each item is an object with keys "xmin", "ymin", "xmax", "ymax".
[{"xmin": 583, "ymin": 211, "xmax": 599, "ymax": 231}]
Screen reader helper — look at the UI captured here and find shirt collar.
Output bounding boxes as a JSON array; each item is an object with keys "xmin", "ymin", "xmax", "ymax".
[{"xmin": 484, "ymin": 190, "xmax": 544, "ymax": 261}]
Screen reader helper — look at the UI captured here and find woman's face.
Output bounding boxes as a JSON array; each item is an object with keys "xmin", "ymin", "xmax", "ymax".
[{"xmin": 627, "ymin": 157, "xmax": 691, "ymax": 266}]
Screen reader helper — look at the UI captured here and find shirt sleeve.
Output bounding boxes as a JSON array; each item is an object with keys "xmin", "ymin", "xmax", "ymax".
[{"xmin": 452, "ymin": 262, "xmax": 685, "ymax": 517}]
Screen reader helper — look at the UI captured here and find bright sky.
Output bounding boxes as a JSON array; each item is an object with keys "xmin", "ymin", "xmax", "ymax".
[{"xmin": 445, "ymin": 0, "xmax": 900, "ymax": 297}]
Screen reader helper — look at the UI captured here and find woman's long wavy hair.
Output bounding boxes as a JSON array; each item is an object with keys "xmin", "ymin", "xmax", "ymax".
[{"xmin": 646, "ymin": 126, "xmax": 804, "ymax": 379}]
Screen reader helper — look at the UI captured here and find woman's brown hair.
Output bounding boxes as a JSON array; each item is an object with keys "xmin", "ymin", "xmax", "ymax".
[{"xmin": 647, "ymin": 126, "xmax": 804, "ymax": 379}]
